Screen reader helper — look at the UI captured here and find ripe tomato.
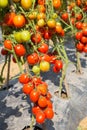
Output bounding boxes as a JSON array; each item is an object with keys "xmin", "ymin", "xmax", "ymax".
[
  {"xmin": 39, "ymin": 54, "xmax": 51, "ymax": 62},
  {"xmin": 22, "ymin": 83, "xmax": 34, "ymax": 95},
  {"xmin": 4, "ymin": 40, "xmax": 12, "ymax": 50},
  {"xmin": 21, "ymin": 30, "xmax": 30, "ymax": 42},
  {"xmin": 32, "ymin": 105, "xmax": 41, "ymax": 115},
  {"xmin": 0, "ymin": 0, "xmax": 8, "ymax": 8},
  {"xmin": 54, "ymin": 60, "xmax": 63, "ymax": 70},
  {"xmin": 82, "ymin": 27, "xmax": 87, "ymax": 36},
  {"xmin": 4, "ymin": 12, "xmax": 15, "ymax": 26},
  {"xmin": 14, "ymin": 32, "xmax": 22, "ymax": 43},
  {"xmin": 55, "ymin": 24, "xmax": 62, "ymax": 34},
  {"xmin": 19, "ymin": 73, "xmax": 30, "ymax": 84},
  {"xmin": 27, "ymin": 53, "xmax": 39, "ymax": 65},
  {"xmin": 30, "ymin": 89, "xmax": 40, "ymax": 103},
  {"xmin": 49, "ymin": 55, "xmax": 57, "ymax": 64},
  {"xmin": 76, "ymin": 13, "xmax": 83, "ymax": 21},
  {"xmin": 38, "ymin": 43, "xmax": 49, "ymax": 53},
  {"xmin": 75, "ymin": 22, "xmax": 82, "ymax": 30},
  {"xmin": 47, "ymin": 19, "xmax": 56, "ymax": 28},
  {"xmin": 82, "ymin": 23, "xmax": 87, "ymax": 29},
  {"xmin": 75, "ymin": 31, "xmax": 82, "ymax": 40},
  {"xmin": 46, "ymin": 92, "xmax": 52, "ymax": 99},
  {"xmin": 61, "ymin": 13, "xmax": 68, "ymax": 21},
  {"xmin": 38, "ymin": 0, "xmax": 45, "ymax": 5},
  {"xmin": 70, "ymin": 17, "xmax": 76, "ymax": 25},
  {"xmin": 38, "ymin": 96, "xmax": 47, "ymax": 108},
  {"xmin": 31, "ymin": 33, "xmax": 42, "ymax": 44},
  {"xmin": 37, "ymin": 5, "xmax": 46, "ymax": 13},
  {"xmin": 47, "ymin": 100, "xmax": 53, "ymax": 108},
  {"xmin": 81, "ymin": 36, "xmax": 87, "ymax": 44},
  {"xmin": 1, "ymin": 48, "xmax": 8, "ymax": 55},
  {"xmin": 53, "ymin": 65, "xmax": 60, "ymax": 73},
  {"xmin": 44, "ymin": 108, "xmax": 54, "ymax": 119},
  {"xmin": 76, "ymin": 42, "xmax": 84, "ymax": 52},
  {"xmin": 43, "ymin": 30, "xmax": 51, "ymax": 40},
  {"xmin": 53, "ymin": 0, "xmax": 61, "ymax": 9},
  {"xmin": 36, "ymin": 111, "xmax": 45, "ymax": 124},
  {"xmin": 21, "ymin": 0, "xmax": 32, "ymax": 10},
  {"xmin": 13, "ymin": 14, "xmax": 26, "ymax": 28},
  {"xmin": 14, "ymin": 44, "xmax": 26, "ymax": 56},
  {"xmin": 32, "ymin": 76, "xmax": 42, "ymax": 86},
  {"xmin": 83, "ymin": 44, "xmax": 87, "ymax": 53},
  {"xmin": 40, "ymin": 61, "xmax": 50, "ymax": 72},
  {"xmin": 32, "ymin": 65, "xmax": 40, "ymax": 74},
  {"xmin": 36, "ymin": 84, "xmax": 47, "ymax": 96}
]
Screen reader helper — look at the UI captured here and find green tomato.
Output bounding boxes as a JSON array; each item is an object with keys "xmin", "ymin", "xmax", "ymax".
[
  {"xmin": 32, "ymin": 65, "xmax": 40, "ymax": 74},
  {"xmin": 0, "ymin": 0, "xmax": 8, "ymax": 8},
  {"xmin": 37, "ymin": 19, "xmax": 45, "ymax": 27},
  {"xmin": 14, "ymin": 32, "xmax": 22, "ymax": 43},
  {"xmin": 21, "ymin": 30, "xmax": 31, "ymax": 42},
  {"xmin": 40, "ymin": 61, "xmax": 50, "ymax": 72}
]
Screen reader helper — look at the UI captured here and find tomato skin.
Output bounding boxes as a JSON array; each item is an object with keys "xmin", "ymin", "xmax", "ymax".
[
  {"xmin": 44, "ymin": 108, "xmax": 54, "ymax": 119},
  {"xmin": 27, "ymin": 53, "xmax": 39, "ymax": 65},
  {"xmin": 1, "ymin": 48, "xmax": 8, "ymax": 55},
  {"xmin": 53, "ymin": 65, "xmax": 59, "ymax": 73},
  {"xmin": 19, "ymin": 73, "xmax": 30, "ymax": 84},
  {"xmin": 36, "ymin": 111, "xmax": 45, "ymax": 124},
  {"xmin": 0, "ymin": 0, "xmax": 8, "ymax": 8},
  {"xmin": 38, "ymin": 0, "xmax": 45, "ymax": 5},
  {"xmin": 70, "ymin": 17, "xmax": 76, "ymax": 25},
  {"xmin": 13, "ymin": 14, "xmax": 26, "ymax": 28},
  {"xmin": 32, "ymin": 105, "xmax": 41, "ymax": 115},
  {"xmin": 37, "ymin": 5, "xmax": 46, "ymax": 13},
  {"xmin": 21, "ymin": 30, "xmax": 30, "ymax": 42},
  {"xmin": 47, "ymin": 100, "xmax": 53, "ymax": 108},
  {"xmin": 21, "ymin": 0, "xmax": 32, "ymax": 10},
  {"xmin": 36, "ymin": 84, "xmax": 47, "ymax": 96},
  {"xmin": 82, "ymin": 27, "xmax": 87, "ymax": 36},
  {"xmin": 55, "ymin": 24, "xmax": 62, "ymax": 34},
  {"xmin": 54, "ymin": 60, "xmax": 63, "ymax": 70},
  {"xmin": 75, "ymin": 22, "xmax": 82, "ymax": 30},
  {"xmin": 32, "ymin": 76, "xmax": 42, "ymax": 86},
  {"xmin": 38, "ymin": 43, "xmax": 49, "ymax": 53},
  {"xmin": 40, "ymin": 61, "xmax": 50, "ymax": 72},
  {"xmin": 14, "ymin": 32, "xmax": 22, "ymax": 43},
  {"xmin": 30, "ymin": 90, "xmax": 40, "ymax": 103},
  {"xmin": 39, "ymin": 54, "xmax": 51, "ymax": 62},
  {"xmin": 37, "ymin": 13, "xmax": 46, "ymax": 20},
  {"xmin": 43, "ymin": 30, "xmax": 51, "ymax": 40},
  {"xmin": 61, "ymin": 13, "xmax": 68, "ymax": 21},
  {"xmin": 76, "ymin": 13, "xmax": 83, "ymax": 21},
  {"xmin": 13, "ymin": 0, "xmax": 20, "ymax": 2},
  {"xmin": 4, "ymin": 40, "xmax": 12, "ymax": 50},
  {"xmin": 76, "ymin": 42, "xmax": 84, "ymax": 52},
  {"xmin": 53, "ymin": 0, "xmax": 61, "ymax": 9},
  {"xmin": 81, "ymin": 36, "xmax": 87, "ymax": 44},
  {"xmin": 47, "ymin": 19, "xmax": 56, "ymax": 28},
  {"xmin": 83, "ymin": 44, "xmax": 87, "ymax": 53},
  {"xmin": 14, "ymin": 44, "xmax": 26, "ymax": 56},
  {"xmin": 37, "ymin": 19, "xmax": 45, "ymax": 27},
  {"xmin": 22, "ymin": 83, "xmax": 34, "ymax": 95},
  {"xmin": 75, "ymin": 31, "xmax": 82, "ymax": 40},
  {"xmin": 31, "ymin": 33, "xmax": 42, "ymax": 44},
  {"xmin": 32, "ymin": 65, "xmax": 40, "ymax": 74},
  {"xmin": 4, "ymin": 12, "xmax": 15, "ymax": 26},
  {"xmin": 38, "ymin": 96, "xmax": 47, "ymax": 108}
]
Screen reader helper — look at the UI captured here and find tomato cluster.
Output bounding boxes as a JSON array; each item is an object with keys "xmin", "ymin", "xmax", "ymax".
[{"xmin": 19, "ymin": 74, "xmax": 54, "ymax": 124}]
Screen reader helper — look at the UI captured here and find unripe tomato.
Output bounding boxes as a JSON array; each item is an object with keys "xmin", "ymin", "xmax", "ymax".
[
  {"xmin": 14, "ymin": 32, "xmax": 22, "ymax": 43},
  {"xmin": 0, "ymin": 0, "xmax": 8, "ymax": 8},
  {"xmin": 37, "ymin": 19, "xmax": 45, "ymax": 27},
  {"xmin": 40, "ymin": 61, "xmax": 50, "ymax": 72},
  {"xmin": 47, "ymin": 19, "xmax": 56, "ymax": 28},
  {"xmin": 32, "ymin": 65, "xmax": 40, "ymax": 74},
  {"xmin": 21, "ymin": 30, "xmax": 30, "ymax": 42},
  {"xmin": 21, "ymin": 0, "xmax": 32, "ymax": 10}
]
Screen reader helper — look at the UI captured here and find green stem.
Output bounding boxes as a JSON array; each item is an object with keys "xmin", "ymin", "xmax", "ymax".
[
  {"xmin": 1, "ymin": 55, "xmax": 8, "ymax": 76},
  {"xmin": 30, "ymin": 115, "xmax": 35, "ymax": 130},
  {"xmin": 76, "ymin": 51, "xmax": 82, "ymax": 74}
]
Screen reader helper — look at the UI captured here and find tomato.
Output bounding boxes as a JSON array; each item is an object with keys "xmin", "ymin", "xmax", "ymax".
[
  {"xmin": 82, "ymin": 27, "xmax": 87, "ymax": 36},
  {"xmin": 55, "ymin": 24, "xmax": 62, "ymax": 34},
  {"xmin": 21, "ymin": 30, "xmax": 30, "ymax": 42},
  {"xmin": 43, "ymin": 30, "xmax": 52, "ymax": 40},
  {"xmin": 83, "ymin": 44, "xmax": 87, "ymax": 53},
  {"xmin": 1, "ymin": 48, "xmax": 8, "ymax": 55},
  {"xmin": 47, "ymin": 100, "xmax": 53, "ymax": 108},
  {"xmin": 19, "ymin": 73, "xmax": 30, "ymax": 84},
  {"xmin": 28, "ymin": 11, "xmax": 37, "ymax": 20},
  {"xmin": 82, "ymin": 23, "xmax": 87, "ymax": 29},
  {"xmin": 46, "ymin": 92, "xmax": 52, "ymax": 99},
  {"xmin": 38, "ymin": 0, "xmax": 45, "ymax": 5},
  {"xmin": 37, "ymin": 19, "xmax": 45, "ymax": 27},
  {"xmin": 44, "ymin": 108, "xmax": 54, "ymax": 119},
  {"xmin": 13, "ymin": 0, "xmax": 20, "ymax": 2},
  {"xmin": 0, "ymin": 0, "xmax": 8, "ymax": 8},
  {"xmin": 36, "ymin": 84, "xmax": 47, "ymax": 95},
  {"xmin": 37, "ymin": 13, "xmax": 46, "ymax": 20},
  {"xmin": 38, "ymin": 43, "xmax": 49, "ymax": 53},
  {"xmin": 75, "ymin": 22, "xmax": 82, "ymax": 30},
  {"xmin": 52, "ymin": 13, "xmax": 58, "ymax": 19},
  {"xmin": 54, "ymin": 60, "xmax": 63, "ymax": 70},
  {"xmin": 37, "ymin": 5, "xmax": 46, "ymax": 13},
  {"xmin": 22, "ymin": 83, "xmax": 34, "ymax": 95},
  {"xmin": 36, "ymin": 111, "xmax": 45, "ymax": 124},
  {"xmin": 49, "ymin": 55, "xmax": 57, "ymax": 64},
  {"xmin": 32, "ymin": 65, "xmax": 40, "ymax": 74},
  {"xmin": 4, "ymin": 40, "xmax": 12, "ymax": 50},
  {"xmin": 53, "ymin": 0, "xmax": 61, "ymax": 9},
  {"xmin": 21, "ymin": 0, "xmax": 32, "ymax": 10},
  {"xmin": 38, "ymin": 96, "xmax": 47, "ymax": 108},
  {"xmin": 14, "ymin": 44, "xmax": 26, "ymax": 56},
  {"xmin": 76, "ymin": 13, "xmax": 83, "ymax": 21},
  {"xmin": 27, "ymin": 53, "xmax": 39, "ymax": 65},
  {"xmin": 14, "ymin": 32, "xmax": 22, "ymax": 43},
  {"xmin": 40, "ymin": 61, "xmax": 50, "ymax": 72},
  {"xmin": 30, "ymin": 89, "xmax": 40, "ymax": 103},
  {"xmin": 75, "ymin": 31, "xmax": 82, "ymax": 40},
  {"xmin": 76, "ymin": 0, "xmax": 81, "ymax": 6},
  {"xmin": 4, "ymin": 12, "xmax": 15, "ymax": 26},
  {"xmin": 31, "ymin": 33, "xmax": 42, "ymax": 44},
  {"xmin": 53, "ymin": 65, "xmax": 59, "ymax": 73},
  {"xmin": 61, "ymin": 13, "xmax": 68, "ymax": 21},
  {"xmin": 32, "ymin": 76, "xmax": 42, "ymax": 86},
  {"xmin": 13, "ymin": 14, "xmax": 26, "ymax": 28},
  {"xmin": 32, "ymin": 105, "xmax": 41, "ymax": 115},
  {"xmin": 70, "ymin": 17, "xmax": 76, "ymax": 25},
  {"xmin": 40, "ymin": 54, "xmax": 51, "ymax": 62},
  {"xmin": 47, "ymin": 19, "xmax": 56, "ymax": 28},
  {"xmin": 81, "ymin": 36, "xmax": 87, "ymax": 44},
  {"xmin": 76, "ymin": 42, "xmax": 84, "ymax": 52}
]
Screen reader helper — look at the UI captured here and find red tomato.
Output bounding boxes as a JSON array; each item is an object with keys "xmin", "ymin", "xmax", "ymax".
[
  {"xmin": 76, "ymin": 42, "xmax": 84, "ymax": 52},
  {"xmin": 32, "ymin": 105, "xmax": 41, "ymax": 115},
  {"xmin": 61, "ymin": 13, "xmax": 68, "ymax": 21},
  {"xmin": 82, "ymin": 27, "xmax": 87, "ymax": 36},
  {"xmin": 76, "ymin": 13, "xmax": 83, "ymax": 21},
  {"xmin": 75, "ymin": 31, "xmax": 82, "ymax": 40},
  {"xmin": 38, "ymin": 0, "xmax": 45, "ymax": 5},
  {"xmin": 22, "ymin": 83, "xmax": 34, "ymax": 95},
  {"xmin": 19, "ymin": 73, "xmax": 30, "ymax": 84},
  {"xmin": 50, "ymin": 55, "xmax": 57, "ymax": 64},
  {"xmin": 75, "ymin": 22, "xmax": 82, "ymax": 30},
  {"xmin": 70, "ymin": 17, "xmax": 76, "ymax": 25},
  {"xmin": 36, "ymin": 111, "xmax": 45, "ymax": 124},
  {"xmin": 14, "ymin": 44, "xmax": 26, "ymax": 56},
  {"xmin": 47, "ymin": 100, "xmax": 53, "ymax": 108},
  {"xmin": 4, "ymin": 40, "xmax": 12, "ymax": 50},
  {"xmin": 27, "ymin": 53, "xmax": 39, "ymax": 65},
  {"xmin": 55, "ymin": 24, "xmax": 62, "ymax": 34},
  {"xmin": 53, "ymin": 65, "xmax": 60, "ymax": 73},
  {"xmin": 4, "ymin": 12, "xmax": 16, "ymax": 26},
  {"xmin": 46, "ymin": 92, "xmax": 52, "ymax": 99},
  {"xmin": 54, "ymin": 60, "xmax": 63, "ymax": 70},
  {"xmin": 31, "ymin": 33, "xmax": 42, "ymax": 44},
  {"xmin": 53, "ymin": 0, "xmax": 61, "ymax": 9},
  {"xmin": 36, "ymin": 84, "xmax": 48, "ymax": 96},
  {"xmin": 44, "ymin": 108, "xmax": 54, "ymax": 119},
  {"xmin": 38, "ymin": 96, "xmax": 47, "ymax": 108},
  {"xmin": 83, "ymin": 44, "xmax": 87, "ymax": 53},
  {"xmin": 32, "ymin": 76, "xmax": 42, "ymax": 86},
  {"xmin": 30, "ymin": 89, "xmax": 40, "ymax": 103},
  {"xmin": 39, "ymin": 54, "xmax": 51, "ymax": 62},
  {"xmin": 38, "ymin": 43, "xmax": 49, "ymax": 53},
  {"xmin": 13, "ymin": 14, "xmax": 26, "ymax": 28},
  {"xmin": 81, "ymin": 36, "xmax": 87, "ymax": 44},
  {"xmin": 43, "ymin": 30, "xmax": 52, "ymax": 39},
  {"xmin": 1, "ymin": 48, "xmax": 8, "ymax": 55}
]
